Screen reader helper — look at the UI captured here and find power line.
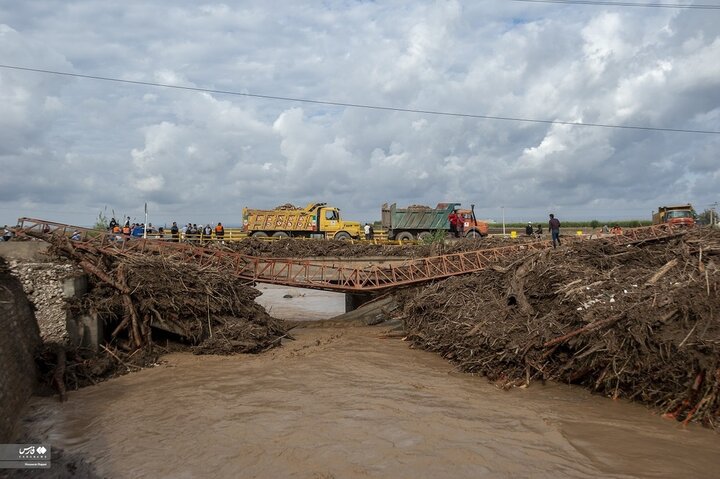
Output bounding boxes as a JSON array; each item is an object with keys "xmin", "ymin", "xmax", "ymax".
[
  {"xmin": 510, "ymin": 0, "xmax": 720, "ymax": 9},
  {"xmin": 1, "ymin": 63, "xmax": 719, "ymax": 135}
]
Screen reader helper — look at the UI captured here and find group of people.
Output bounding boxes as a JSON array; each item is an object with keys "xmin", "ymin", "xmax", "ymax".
[
  {"xmin": 523, "ymin": 214, "xmax": 562, "ymax": 248},
  {"xmin": 167, "ymin": 221, "xmax": 225, "ymax": 243},
  {"xmin": 363, "ymin": 223, "xmax": 375, "ymax": 240},
  {"xmin": 108, "ymin": 217, "xmax": 155, "ymax": 239},
  {"xmin": 524, "ymin": 222, "xmax": 544, "ymax": 239},
  {"xmin": 107, "ymin": 217, "xmax": 226, "ymax": 243}
]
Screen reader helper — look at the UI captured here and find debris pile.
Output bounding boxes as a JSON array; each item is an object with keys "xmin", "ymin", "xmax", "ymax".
[
  {"xmin": 274, "ymin": 203, "xmax": 303, "ymax": 210},
  {"xmin": 398, "ymin": 229, "xmax": 720, "ymax": 428},
  {"xmin": 71, "ymin": 253, "xmax": 286, "ymax": 355},
  {"xmin": 31, "ymin": 233, "xmax": 286, "ymax": 396}
]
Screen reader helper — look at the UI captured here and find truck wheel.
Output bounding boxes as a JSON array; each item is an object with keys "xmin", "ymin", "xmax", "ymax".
[
  {"xmin": 272, "ymin": 232, "xmax": 289, "ymax": 238},
  {"xmin": 465, "ymin": 230, "xmax": 481, "ymax": 238},
  {"xmin": 251, "ymin": 231, "xmax": 268, "ymax": 238},
  {"xmin": 334, "ymin": 231, "xmax": 351, "ymax": 240},
  {"xmin": 417, "ymin": 231, "xmax": 433, "ymax": 241},
  {"xmin": 396, "ymin": 232, "xmax": 414, "ymax": 242}
]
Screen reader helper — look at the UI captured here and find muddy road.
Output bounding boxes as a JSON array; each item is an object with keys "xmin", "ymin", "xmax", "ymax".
[{"xmin": 17, "ymin": 325, "xmax": 720, "ymax": 479}]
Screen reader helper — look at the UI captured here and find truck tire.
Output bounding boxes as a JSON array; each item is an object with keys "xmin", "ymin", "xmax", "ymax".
[
  {"xmin": 272, "ymin": 232, "xmax": 289, "ymax": 238},
  {"xmin": 396, "ymin": 232, "xmax": 414, "ymax": 242},
  {"xmin": 465, "ymin": 230, "xmax": 481, "ymax": 238},
  {"xmin": 417, "ymin": 231, "xmax": 433, "ymax": 241},
  {"xmin": 334, "ymin": 231, "xmax": 351, "ymax": 240},
  {"xmin": 251, "ymin": 231, "xmax": 268, "ymax": 238}
]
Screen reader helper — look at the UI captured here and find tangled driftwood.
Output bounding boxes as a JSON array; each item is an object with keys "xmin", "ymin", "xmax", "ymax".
[
  {"xmin": 31, "ymin": 232, "xmax": 287, "ymax": 395},
  {"xmin": 397, "ymin": 229, "xmax": 720, "ymax": 428}
]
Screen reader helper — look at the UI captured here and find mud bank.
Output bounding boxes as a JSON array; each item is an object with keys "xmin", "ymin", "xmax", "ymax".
[
  {"xmin": 0, "ymin": 258, "xmax": 40, "ymax": 442},
  {"xmin": 16, "ymin": 326, "xmax": 720, "ymax": 479}
]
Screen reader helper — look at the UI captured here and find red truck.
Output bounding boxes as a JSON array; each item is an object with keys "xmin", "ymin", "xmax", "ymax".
[{"xmin": 652, "ymin": 204, "xmax": 695, "ymax": 227}]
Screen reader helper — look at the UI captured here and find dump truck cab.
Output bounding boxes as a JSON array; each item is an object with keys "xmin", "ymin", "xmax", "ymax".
[
  {"xmin": 316, "ymin": 205, "xmax": 362, "ymax": 239},
  {"xmin": 457, "ymin": 207, "xmax": 489, "ymax": 237},
  {"xmin": 652, "ymin": 204, "xmax": 695, "ymax": 228}
]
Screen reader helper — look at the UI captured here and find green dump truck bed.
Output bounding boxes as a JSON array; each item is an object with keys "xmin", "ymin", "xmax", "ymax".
[{"xmin": 381, "ymin": 203, "xmax": 459, "ymax": 234}]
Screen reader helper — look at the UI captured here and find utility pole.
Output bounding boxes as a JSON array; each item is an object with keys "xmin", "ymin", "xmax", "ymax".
[{"xmin": 501, "ymin": 206, "xmax": 506, "ymax": 237}]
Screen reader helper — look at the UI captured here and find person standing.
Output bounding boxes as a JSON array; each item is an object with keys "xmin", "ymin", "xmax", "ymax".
[
  {"xmin": 525, "ymin": 222, "xmax": 533, "ymax": 236},
  {"xmin": 448, "ymin": 211, "xmax": 458, "ymax": 238},
  {"xmin": 548, "ymin": 213, "xmax": 561, "ymax": 248},
  {"xmin": 170, "ymin": 221, "xmax": 179, "ymax": 242},
  {"xmin": 364, "ymin": 223, "xmax": 371, "ymax": 240},
  {"xmin": 215, "ymin": 222, "xmax": 225, "ymax": 243}
]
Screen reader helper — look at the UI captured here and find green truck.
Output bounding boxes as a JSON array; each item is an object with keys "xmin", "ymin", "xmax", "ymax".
[{"xmin": 381, "ymin": 203, "xmax": 488, "ymax": 241}]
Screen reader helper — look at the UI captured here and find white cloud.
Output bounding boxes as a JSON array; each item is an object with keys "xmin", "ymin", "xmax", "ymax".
[{"xmin": 0, "ymin": 1, "xmax": 718, "ymax": 226}]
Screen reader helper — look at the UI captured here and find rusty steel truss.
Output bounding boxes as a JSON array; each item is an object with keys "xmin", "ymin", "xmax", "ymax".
[{"xmin": 15, "ymin": 218, "xmax": 681, "ymax": 293}]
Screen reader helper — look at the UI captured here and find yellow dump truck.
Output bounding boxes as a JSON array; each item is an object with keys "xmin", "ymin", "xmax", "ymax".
[{"xmin": 242, "ymin": 203, "xmax": 362, "ymax": 239}]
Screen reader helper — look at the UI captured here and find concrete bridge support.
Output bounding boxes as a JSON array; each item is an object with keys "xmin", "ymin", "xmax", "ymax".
[
  {"xmin": 345, "ymin": 292, "xmax": 376, "ymax": 312},
  {"xmin": 63, "ymin": 274, "xmax": 103, "ymax": 351}
]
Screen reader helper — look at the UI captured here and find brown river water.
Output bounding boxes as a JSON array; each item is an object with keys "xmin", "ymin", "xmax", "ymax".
[{"xmin": 15, "ymin": 286, "xmax": 720, "ymax": 478}]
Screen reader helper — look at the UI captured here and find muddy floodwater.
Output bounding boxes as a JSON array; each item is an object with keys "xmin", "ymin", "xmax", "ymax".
[
  {"xmin": 254, "ymin": 283, "xmax": 346, "ymax": 320},
  {"xmin": 18, "ymin": 324, "xmax": 720, "ymax": 479}
]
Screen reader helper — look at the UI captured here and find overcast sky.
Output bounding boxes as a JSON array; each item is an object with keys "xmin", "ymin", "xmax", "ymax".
[{"xmin": 1, "ymin": 1, "xmax": 718, "ymax": 227}]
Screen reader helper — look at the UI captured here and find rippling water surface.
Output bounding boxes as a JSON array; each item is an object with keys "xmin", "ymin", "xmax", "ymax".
[{"xmin": 20, "ymin": 326, "xmax": 720, "ymax": 478}]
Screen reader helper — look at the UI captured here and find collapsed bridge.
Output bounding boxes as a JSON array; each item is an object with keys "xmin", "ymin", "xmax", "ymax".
[
  {"xmin": 13, "ymin": 218, "xmax": 720, "ymax": 431},
  {"xmin": 17, "ymin": 217, "xmax": 680, "ymax": 293}
]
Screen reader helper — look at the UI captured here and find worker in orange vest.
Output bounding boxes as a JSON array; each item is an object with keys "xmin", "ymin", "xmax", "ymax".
[{"xmin": 215, "ymin": 222, "xmax": 225, "ymax": 243}]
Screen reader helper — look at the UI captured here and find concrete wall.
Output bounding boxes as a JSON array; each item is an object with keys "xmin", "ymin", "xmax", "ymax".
[{"xmin": 0, "ymin": 257, "xmax": 41, "ymax": 443}]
